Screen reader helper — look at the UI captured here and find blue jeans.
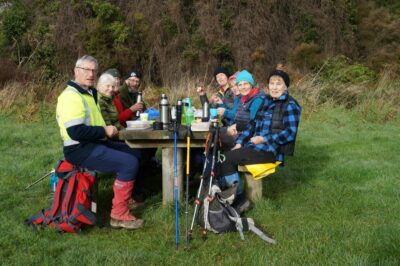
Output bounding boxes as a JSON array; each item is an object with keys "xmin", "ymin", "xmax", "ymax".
[{"xmin": 80, "ymin": 141, "xmax": 141, "ymax": 182}]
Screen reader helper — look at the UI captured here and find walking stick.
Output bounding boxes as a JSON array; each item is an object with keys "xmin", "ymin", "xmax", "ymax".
[
  {"xmin": 202, "ymin": 123, "xmax": 219, "ymax": 240},
  {"xmin": 25, "ymin": 171, "xmax": 52, "ymax": 190},
  {"xmin": 188, "ymin": 129, "xmax": 214, "ymax": 240},
  {"xmin": 170, "ymin": 105, "xmax": 180, "ymax": 250},
  {"xmin": 184, "ymin": 124, "xmax": 191, "ymax": 250}
]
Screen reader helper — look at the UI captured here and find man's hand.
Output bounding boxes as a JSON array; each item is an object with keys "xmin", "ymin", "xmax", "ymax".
[
  {"xmin": 196, "ymin": 86, "xmax": 206, "ymax": 96},
  {"xmin": 227, "ymin": 124, "xmax": 237, "ymax": 136},
  {"xmin": 250, "ymin": 136, "xmax": 265, "ymax": 145},
  {"xmin": 129, "ymin": 102, "xmax": 144, "ymax": 112},
  {"xmin": 104, "ymin": 125, "xmax": 118, "ymax": 138},
  {"xmin": 232, "ymin": 143, "xmax": 242, "ymax": 150}
]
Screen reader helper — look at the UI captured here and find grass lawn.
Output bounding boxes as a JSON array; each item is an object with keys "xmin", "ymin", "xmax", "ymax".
[{"xmin": 0, "ymin": 106, "xmax": 399, "ymax": 265}]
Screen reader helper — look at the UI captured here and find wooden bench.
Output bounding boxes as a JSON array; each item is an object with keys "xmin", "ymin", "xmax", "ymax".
[{"xmin": 238, "ymin": 162, "xmax": 281, "ymax": 202}]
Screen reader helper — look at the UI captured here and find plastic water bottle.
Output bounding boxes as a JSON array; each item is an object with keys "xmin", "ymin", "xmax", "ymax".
[
  {"xmin": 182, "ymin": 97, "xmax": 192, "ymax": 125},
  {"xmin": 49, "ymin": 169, "xmax": 58, "ymax": 192},
  {"xmin": 181, "ymin": 99, "xmax": 187, "ymax": 126},
  {"xmin": 186, "ymin": 97, "xmax": 195, "ymax": 125}
]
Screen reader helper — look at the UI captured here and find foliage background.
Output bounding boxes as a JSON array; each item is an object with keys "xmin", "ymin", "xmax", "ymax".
[
  {"xmin": 0, "ymin": 1, "xmax": 399, "ymax": 264},
  {"xmin": 1, "ymin": 0, "xmax": 400, "ymax": 86}
]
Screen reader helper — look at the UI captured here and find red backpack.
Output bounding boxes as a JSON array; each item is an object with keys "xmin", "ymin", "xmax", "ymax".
[{"xmin": 26, "ymin": 160, "xmax": 97, "ymax": 233}]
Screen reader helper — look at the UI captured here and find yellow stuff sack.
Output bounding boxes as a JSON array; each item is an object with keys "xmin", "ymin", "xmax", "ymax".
[{"xmin": 242, "ymin": 161, "xmax": 282, "ymax": 180}]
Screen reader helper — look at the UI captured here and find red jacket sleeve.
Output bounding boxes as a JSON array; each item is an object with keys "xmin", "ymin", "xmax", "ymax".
[
  {"xmin": 118, "ymin": 109, "xmax": 134, "ymax": 127},
  {"xmin": 113, "ymin": 94, "xmax": 133, "ymax": 128}
]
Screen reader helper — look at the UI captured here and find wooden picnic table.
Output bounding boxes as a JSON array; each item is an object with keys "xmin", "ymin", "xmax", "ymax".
[{"xmin": 118, "ymin": 127, "xmax": 208, "ymax": 205}]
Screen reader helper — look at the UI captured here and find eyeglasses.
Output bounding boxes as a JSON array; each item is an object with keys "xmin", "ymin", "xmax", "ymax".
[{"xmin": 76, "ymin": 66, "xmax": 97, "ymax": 73}]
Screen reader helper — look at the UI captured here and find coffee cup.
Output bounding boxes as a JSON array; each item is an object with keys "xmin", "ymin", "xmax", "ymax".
[{"xmin": 140, "ymin": 113, "xmax": 148, "ymax": 121}]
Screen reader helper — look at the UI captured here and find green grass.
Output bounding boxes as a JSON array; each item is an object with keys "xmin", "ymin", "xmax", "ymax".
[{"xmin": 0, "ymin": 107, "xmax": 399, "ymax": 265}]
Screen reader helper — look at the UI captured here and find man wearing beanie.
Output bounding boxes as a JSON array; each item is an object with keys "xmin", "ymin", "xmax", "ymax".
[
  {"xmin": 197, "ymin": 67, "xmax": 236, "ymax": 120},
  {"xmin": 119, "ymin": 69, "xmax": 144, "ymax": 120}
]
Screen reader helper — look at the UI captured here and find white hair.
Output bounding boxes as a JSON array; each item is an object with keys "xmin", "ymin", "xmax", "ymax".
[
  {"xmin": 75, "ymin": 55, "xmax": 98, "ymax": 69},
  {"xmin": 97, "ymin": 73, "xmax": 116, "ymax": 90}
]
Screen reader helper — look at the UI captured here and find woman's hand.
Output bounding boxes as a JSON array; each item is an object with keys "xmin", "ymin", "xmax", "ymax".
[
  {"xmin": 217, "ymin": 107, "xmax": 225, "ymax": 117},
  {"xmin": 227, "ymin": 124, "xmax": 237, "ymax": 136},
  {"xmin": 250, "ymin": 136, "xmax": 265, "ymax": 145}
]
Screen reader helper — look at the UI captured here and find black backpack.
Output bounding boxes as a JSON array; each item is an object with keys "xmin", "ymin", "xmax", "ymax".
[{"xmin": 197, "ymin": 182, "xmax": 276, "ymax": 244}]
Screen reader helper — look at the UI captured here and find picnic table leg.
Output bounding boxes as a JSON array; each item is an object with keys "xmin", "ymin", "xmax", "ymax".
[
  {"xmin": 243, "ymin": 172, "xmax": 263, "ymax": 202},
  {"xmin": 162, "ymin": 147, "xmax": 183, "ymax": 205}
]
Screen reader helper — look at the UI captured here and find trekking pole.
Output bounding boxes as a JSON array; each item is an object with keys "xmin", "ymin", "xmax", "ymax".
[
  {"xmin": 184, "ymin": 124, "xmax": 191, "ymax": 250},
  {"xmin": 202, "ymin": 123, "xmax": 220, "ymax": 240},
  {"xmin": 25, "ymin": 171, "xmax": 52, "ymax": 190},
  {"xmin": 171, "ymin": 105, "xmax": 180, "ymax": 250},
  {"xmin": 188, "ymin": 129, "xmax": 214, "ymax": 241}
]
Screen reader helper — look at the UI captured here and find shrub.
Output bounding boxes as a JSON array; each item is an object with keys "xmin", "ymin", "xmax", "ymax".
[
  {"xmin": 211, "ymin": 42, "xmax": 233, "ymax": 62},
  {"xmin": 296, "ymin": 14, "xmax": 319, "ymax": 43},
  {"xmin": 1, "ymin": 3, "xmax": 30, "ymax": 43},
  {"xmin": 318, "ymin": 56, "xmax": 377, "ymax": 84},
  {"xmin": 161, "ymin": 14, "xmax": 178, "ymax": 41},
  {"xmin": 289, "ymin": 43, "xmax": 324, "ymax": 70}
]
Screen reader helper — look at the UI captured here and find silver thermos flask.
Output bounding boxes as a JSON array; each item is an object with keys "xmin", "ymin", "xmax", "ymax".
[
  {"xmin": 202, "ymin": 101, "xmax": 209, "ymax": 122},
  {"xmin": 136, "ymin": 92, "xmax": 142, "ymax": 117},
  {"xmin": 160, "ymin": 94, "xmax": 170, "ymax": 129}
]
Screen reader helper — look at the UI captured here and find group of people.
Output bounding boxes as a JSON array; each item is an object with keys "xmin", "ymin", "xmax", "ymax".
[
  {"xmin": 200, "ymin": 67, "xmax": 301, "ymax": 202},
  {"xmin": 55, "ymin": 54, "xmax": 301, "ymax": 230},
  {"xmin": 56, "ymin": 55, "xmax": 146, "ymax": 230}
]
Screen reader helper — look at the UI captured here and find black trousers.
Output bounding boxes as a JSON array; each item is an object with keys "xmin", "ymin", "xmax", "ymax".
[{"xmin": 220, "ymin": 147, "xmax": 276, "ymax": 176}]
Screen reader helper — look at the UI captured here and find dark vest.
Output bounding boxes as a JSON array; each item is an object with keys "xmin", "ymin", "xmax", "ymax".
[
  {"xmin": 234, "ymin": 92, "xmax": 263, "ymax": 132},
  {"xmin": 270, "ymin": 96, "xmax": 299, "ymax": 156}
]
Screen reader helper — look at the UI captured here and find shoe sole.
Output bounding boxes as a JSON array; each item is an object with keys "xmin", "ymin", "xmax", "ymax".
[{"xmin": 110, "ymin": 218, "xmax": 144, "ymax": 230}]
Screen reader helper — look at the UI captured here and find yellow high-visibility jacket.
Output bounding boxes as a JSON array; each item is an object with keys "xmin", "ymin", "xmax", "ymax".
[{"xmin": 56, "ymin": 80, "xmax": 106, "ymax": 164}]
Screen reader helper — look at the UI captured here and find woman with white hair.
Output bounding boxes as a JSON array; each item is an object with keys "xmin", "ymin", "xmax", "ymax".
[
  {"xmin": 98, "ymin": 73, "xmax": 137, "ymax": 129},
  {"xmin": 98, "ymin": 73, "xmax": 122, "ymax": 129}
]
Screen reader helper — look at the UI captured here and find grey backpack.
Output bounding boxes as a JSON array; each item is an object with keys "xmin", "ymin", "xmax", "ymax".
[{"xmin": 198, "ymin": 183, "xmax": 276, "ymax": 244}]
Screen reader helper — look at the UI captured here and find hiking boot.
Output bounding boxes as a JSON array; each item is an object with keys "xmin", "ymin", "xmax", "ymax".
[
  {"xmin": 233, "ymin": 194, "xmax": 252, "ymax": 214},
  {"xmin": 128, "ymin": 198, "xmax": 145, "ymax": 210},
  {"xmin": 110, "ymin": 217, "xmax": 144, "ymax": 229},
  {"xmin": 110, "ymin": 180, "xmax": 144, "ymax": 230}
]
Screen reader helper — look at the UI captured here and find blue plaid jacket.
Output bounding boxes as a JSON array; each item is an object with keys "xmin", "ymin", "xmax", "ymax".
[{"xmin": 236, "ymin": 91, "xmax": 301, "ymax": 162}]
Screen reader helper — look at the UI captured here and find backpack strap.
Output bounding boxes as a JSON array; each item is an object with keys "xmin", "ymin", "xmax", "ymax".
[
  {"xmin": 220, "ymin": 203, "xmax": 245, "ymax": 240},
  {"xmin": 244, "ymin": 218, "xmax": 277, "ymax": 244},
  {"xmin": 25, "ymin": 208, "xmax": 50, "ymax": 230},
  {"xmin": 48, "ymin": 178, "xmax": 67, "ymax": 220},
  {"xmin": 68, "ymin": 204, "xmax": 96, "ymax": 225},
  {"xmin": 61, "ymin": 175, "xmax": 77, "ymax": 217},
  {"xmin": 220, "ymin": 200, "xmax": 277, "ymax": 244}
]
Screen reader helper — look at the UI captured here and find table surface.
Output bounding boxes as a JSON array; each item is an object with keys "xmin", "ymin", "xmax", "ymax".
[
  {"xmin": 119, "ymin": 127, "xmax": 209, "ymax": 140},
  {"xmin": 118, "ymin": 126, "xmax": 210, "ymax": 148}
]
